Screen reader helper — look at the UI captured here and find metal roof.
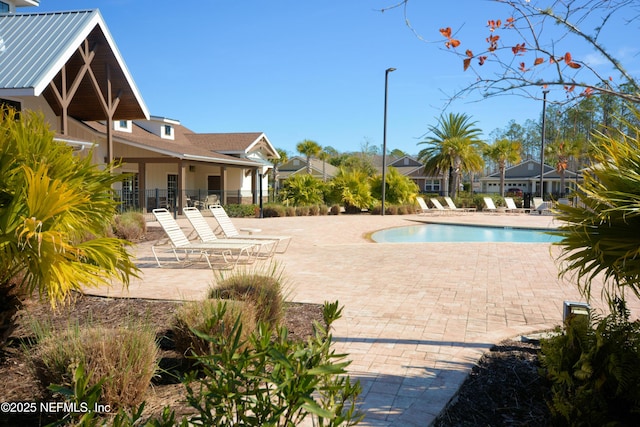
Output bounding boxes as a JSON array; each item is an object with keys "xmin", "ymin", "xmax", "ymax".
[{"xmin": 0, "ymin": 9, "xmax": 148, "ymax": 119}]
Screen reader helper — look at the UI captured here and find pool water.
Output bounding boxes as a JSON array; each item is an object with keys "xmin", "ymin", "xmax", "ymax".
[{"xmin": 371, "ymin": 223, "xmax": 561, "ymax": 243}]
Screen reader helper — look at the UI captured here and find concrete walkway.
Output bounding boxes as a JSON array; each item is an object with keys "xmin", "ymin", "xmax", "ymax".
[{"xmin": 88, "ymin": 212, "xmax": 640, "ymax": 426}]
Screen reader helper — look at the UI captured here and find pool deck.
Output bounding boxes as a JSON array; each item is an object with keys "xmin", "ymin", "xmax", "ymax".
[{"xmin": 87, "ymin": 212, "xmax": 640, "ymax": 426}]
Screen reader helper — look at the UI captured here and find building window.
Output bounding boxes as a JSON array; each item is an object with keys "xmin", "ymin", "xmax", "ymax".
[
  {"xmin": 0, "ymin": 2, "xmax": 9, "ymax": 13},
  {"xmin": 424, "ymin": 180, "xmax": 440, "ymax": 193},
  {"xmin": 119, "ymin": 120, "xmax": 128, "ymax": 128},
  {"xmin": 0, "ymin": 98, "xmax": 21, "ymax": 117},
  {"xmin": 164, "ymin": 125, "xmax": 172, "ymax": 136}
]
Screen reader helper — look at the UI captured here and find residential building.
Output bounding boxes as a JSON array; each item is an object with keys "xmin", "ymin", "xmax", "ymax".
[
  {"xmin": 480, "ymin": 159, "xmax": 579, "ymax": 197},
  {"xmin": 0, "ymin": 1, "xmax": 277, "ymax": 214}
]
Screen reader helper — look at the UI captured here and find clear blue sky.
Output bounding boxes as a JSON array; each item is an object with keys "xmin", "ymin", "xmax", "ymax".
[{"xmin": 29, "ymin": 1, "xmax": 638, "ymax": 156}]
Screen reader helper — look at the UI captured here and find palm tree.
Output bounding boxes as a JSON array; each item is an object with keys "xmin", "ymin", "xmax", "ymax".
[
  {"xmin": 317, "ymin": 149, "xmax": 330, "ymax": 181},
  {"xmin": 484, "ymin": 139, "xmax": 522, "ymax": 196},
  {"xmin": 545, "ymin": 139, "xmax": 582, "ymax": 197},
  {"xmin": 0, "ymin": 111, "xmax": 138, "ymax": 344},
  {"xmin": 296, "ymin": 139, "xmax": 322, "ymax": 174},
  {"xmin": 270, "ymin": 148, "xmax": 288, "ymax": 201},
  {"xmin": 418, "ymin": 113, "xmax": 485, "ymax": 198},
  {"xmin": 554, "ymin": 109, "xmax": 640, "ymax": 308}
]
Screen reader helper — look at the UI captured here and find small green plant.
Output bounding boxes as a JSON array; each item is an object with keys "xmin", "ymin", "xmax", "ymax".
[
  {"xmin": 183, "ymin": 301, "xmax": 363, "ymax": 426},
  {"xmin": 296, "ymin": 205, "xmax": 310, "ymax": 216},
  {"xmin": 263, "ymin": 203, "xmax": 286, "ymax": 217},
  {"xmin": 112, "ymin": 211, "xmax": 146, "ymax": 241},
  {"xmin": 223, "ymin": 204, "xmax": 259, "ymax": 218},
  {"xmin": 173, "ymin": 299, "xmax": 256, "ymax": 357},
  {"xmin": 31, "ymin": 324, "xmax": 158, "ymax": 409},
  {"xmin": 209, "ymin": 264, "xmax": 286, "ymax": 328},
  {"xmin": 540, "ymin": 299, "xmax": 640, "ymax": 425}
]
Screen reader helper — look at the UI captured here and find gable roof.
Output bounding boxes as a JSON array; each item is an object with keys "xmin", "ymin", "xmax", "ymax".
[
  {"xmin": 484, "ymin": 159, "xmax": 578, "ymax": 180},
  {"xmin": 186, "ymin": 132, "xmax": 279, "ymax": 158},
  {"xmin": 81, "ymin": 121, "xmax": 263, "ymax": 167},
  {"xmin": 0, "ymin": 9, "xmax": 148, "ymax": 120}
]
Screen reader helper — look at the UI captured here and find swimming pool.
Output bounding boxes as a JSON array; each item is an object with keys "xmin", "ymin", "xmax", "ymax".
[{"xmin": 371, "ymin": 223, "xmax": 562, "ymax": 243}]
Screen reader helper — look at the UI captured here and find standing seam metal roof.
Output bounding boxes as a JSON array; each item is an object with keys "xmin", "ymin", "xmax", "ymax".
[{"xmin": 0, "ymin": 10, "xmax": 98, "ymax": 93}]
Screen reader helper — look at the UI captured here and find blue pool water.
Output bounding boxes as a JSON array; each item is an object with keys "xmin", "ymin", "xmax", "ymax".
[{"xmin": 371, "ymin": 223, "xmax": 561, "ymax": 243}]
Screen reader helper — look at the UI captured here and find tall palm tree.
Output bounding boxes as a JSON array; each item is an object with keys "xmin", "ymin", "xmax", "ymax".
[
  {"xmin": 270, "ymin": 148, "xmax": 288, "ymax": 200},
  {"xmin": 418, "ymin": 113, "xmax": 485, "ymax": 198},
  {"xmin": 545, "ymin": 139, "xmax": 582, "ymax": 197},
  {"xmin": 296, "ymin": 139, "xmax": 322, "ymax": 174},
  {"xmin": 484, "ymin": 139, "xmax": 522, "ymax": 196},
  {"xmin": 317, "ymin": 149, "xmax": 330, "ymax": 182}
]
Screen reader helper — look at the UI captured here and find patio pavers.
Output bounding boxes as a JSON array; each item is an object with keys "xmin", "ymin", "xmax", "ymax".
[{"xmin": 88, "ymin": 212, "xmax": 640, "ymax": 426}]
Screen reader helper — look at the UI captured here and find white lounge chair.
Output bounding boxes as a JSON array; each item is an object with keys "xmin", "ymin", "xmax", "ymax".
[
  {"xmin": 416, "ymin": 196, "xmax": 439, "ymax": 215},
  {"xmin": 209, "ymin": 205, "xmax": 292, "ymax": 253},
  {"xmin": 183, "ymin": 207, "xmax": 277, "ymax": 258},
  {"xmin": 430, "ymin": 198, "xmax": 455, "ymax": 215},
  {"xmin": 504, "ymin": 197, "xmax": 529, "ymax": 214},
  {"xmin": 483, "ymin": 197, "xmax": 499, "ymax": 213},
  {"xmin": 151, "ymin": 208, "xmax": 259, "ymax": 269},
  {"xmin": 444, "ymin": 196, "xmax": 476, "ymax": 213},
  {"xmin": 532, "ymin": 197, "xmax": 553, "ymax": 215}
]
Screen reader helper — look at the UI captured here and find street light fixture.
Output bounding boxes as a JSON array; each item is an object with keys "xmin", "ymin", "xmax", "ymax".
[
  {"xmin": 539, "ymin": 89, "xmax": 549, "ymax": 199},
  {"xmin": 381, "ymin": 67, "xmax": 396, "ymax": 216}
]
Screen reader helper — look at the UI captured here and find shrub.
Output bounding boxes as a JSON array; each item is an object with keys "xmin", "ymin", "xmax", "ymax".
[
  {"xmin": 330, "ymin": 204, "xmax": 341, "ymax": 215},
  {"xmin": 328, "ymin": 167, "xmax": 374, "ymax": 211},
  {"xmin": 280, "ymin": 174, "xmax": 326, "ymax": 206},
  {"xmin": 30, "ymin": 325, "xmax": 158, "ymax": 408},
  {"xmin": 370, "ymin": 166, "xmax": 419, "ymax": 205},
  {"xmin": 319, "ymin": 204, "xmax": 329, "ymax": 215},
  {"xmin": 540, "ymin": 300, "xmax": 640, "ymax": 425},
  {"xmin": 296, "ymin": 205, "xmax": 310, "ymax": 216},
  {"xmin": 262, "ymin": 204, "xmax": 286, "ymax": 218},
  {"xmin": 112, "ymin": 211, "xmax": 146, "ymax": 241},
  {"xmin": 208, "ymin": 266, "xmax": 285, "ymax": 328},
  {"xmin": 224, "ymin": 204, "xmax": 258, "ymax": 218},
  {"xmin": 173, "ymin": 299, "xmax": 256, "ymax": 357},
  {"xmin": 309, "ymin": 204, "xmax": 320, "ymax": 216},
  {"xmin": 285, "ymin": 206, "xmax": 296, "ymax": 217},
  {"xmin": 182, "ymin": 301, "xmax": 363, "ymax": 426}
]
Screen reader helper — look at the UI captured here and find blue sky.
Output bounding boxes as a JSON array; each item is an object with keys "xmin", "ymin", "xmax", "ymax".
[{"xmin": 29, "ymin": 1, "xmax": 638, "ymax": 156}]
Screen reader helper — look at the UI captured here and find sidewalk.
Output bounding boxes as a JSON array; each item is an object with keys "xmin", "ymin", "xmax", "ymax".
[{"xmin": 88, "ymin": 213, "xmax": 640, "ymax": 426}]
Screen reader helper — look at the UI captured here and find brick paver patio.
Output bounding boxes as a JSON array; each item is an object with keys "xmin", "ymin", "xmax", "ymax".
[{"xmin": 88, "ymin": 212, "xmax": 640, "ymax": 426}]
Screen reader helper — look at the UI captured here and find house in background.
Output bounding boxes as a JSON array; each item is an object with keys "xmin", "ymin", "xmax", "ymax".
[
  {"xmin": 480, "ymin": 159, "xmax": 579, "ymax": 197},
  {"xmin": 384, "ymin": 156, "xmax": 444, "ymax": 194},
  {"xmin": 277, "ymin": 156, "xmax": 339, "ymax": 184},
  {"xmin": 0, "ymin": 1, "xmax": 277, "ymax": 214}
]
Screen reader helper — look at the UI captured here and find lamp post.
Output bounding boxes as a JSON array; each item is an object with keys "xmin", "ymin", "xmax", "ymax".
[
  {"xmin": 381, "ymin": 67, "xmax": 396, "ymax": 216},
  {"xmin": 539, "ymin": 89, "xmax": 549, "ymax": 199}
]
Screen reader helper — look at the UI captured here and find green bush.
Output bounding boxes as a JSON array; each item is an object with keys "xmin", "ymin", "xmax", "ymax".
[
  {"xmin": 183, "ymin": 301, "xmax": 363, "ymax": 427},
  {"xmin": 309, "ymin": 204, "xmax": 320, "ymax": 216},
  {"xmin": 263, "ymin": 203, "xmax": 286, "ymax": 217},
  {"xmin": 209, "ymin": 267, "xmax": 285, "ymax": 328},
  {"xmin": 285, "ymin": 206, "xmax": 296, "ymax": 216},
  {"xmin": 319, "ymin": 204, "xmax": 330, "ymax": 215},
  {"xmin": 280, "ymin": 174, "xmax": 326, "ymax": 206},
  {"xmin": 224, "ymin": 204, "xmax": 258, "ymax": 218},
  {"xmin": 30, "ymin": 324, "xmax": 158, "ymax": 408},
  {"xmin": 173, "ymin": 299, "xmax": 257, "ymax": 357},
  {"xmin": 540, "ymin": 300, "xmax": 640, "ymax": 425},
  {"xmin": 296, "ymin": 205, "xmax": 310, "ymax": 216}
]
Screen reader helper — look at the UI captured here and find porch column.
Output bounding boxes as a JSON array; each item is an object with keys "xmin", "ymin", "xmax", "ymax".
[
  {"xmin": 178, "ymin": 161, "xmax": 185, "ymax": 214},
  {"xmin": 221, "ymin": 167, "xmax": 227, "ymax": 204},
  {"xmin": 138, "ymin": 162, "xmax": 146, "ymax": 211},
  {"xmin": 251, "ymin": 169, "xmax": 257, "ymax": 204}
]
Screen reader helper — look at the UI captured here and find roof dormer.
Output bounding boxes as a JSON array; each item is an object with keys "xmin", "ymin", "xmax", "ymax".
[
  {"xmin": 134, "ymin": 116, "xmax": 179, "ymax": 140},
  {"xmin": 114, "ymin": 120, "xmax": 133, "ymax": 133}
]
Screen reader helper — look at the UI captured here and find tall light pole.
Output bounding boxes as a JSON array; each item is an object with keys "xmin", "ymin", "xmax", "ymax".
[
  {"xmin": 539, "ymin": 89, "xmax": 549, "ymax": 199},
  {"xmin": 381, "ymin": 67, "xmax": 396, "ymax": 216}
]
